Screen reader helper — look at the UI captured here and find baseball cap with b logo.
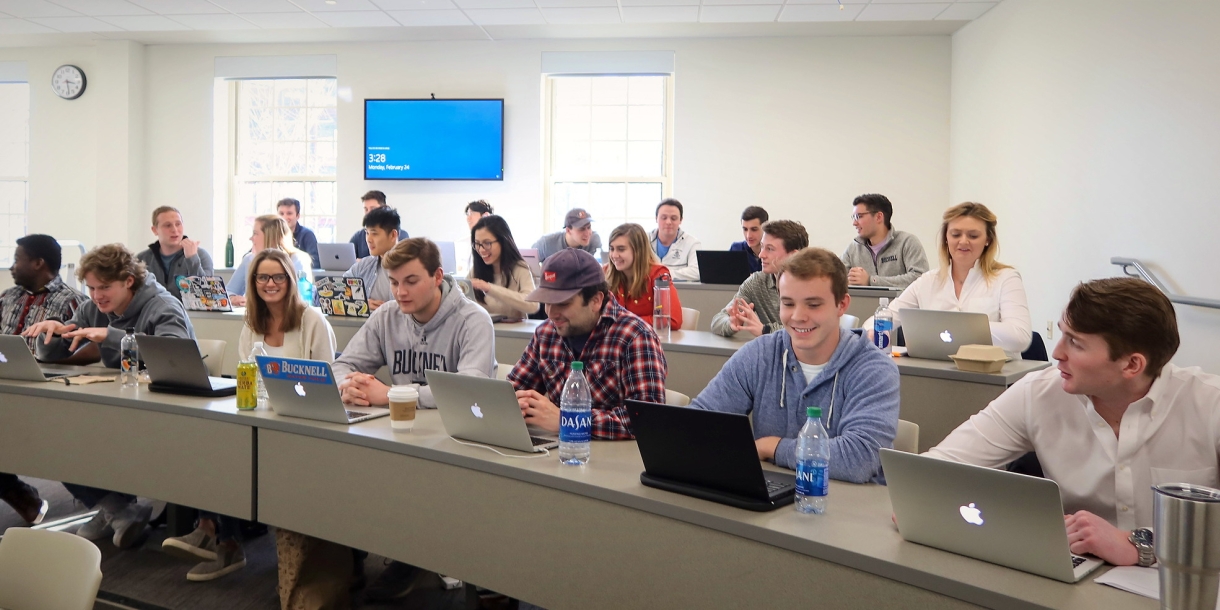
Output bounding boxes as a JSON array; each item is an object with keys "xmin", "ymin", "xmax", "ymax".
[{"xmin": 525, "ymin": 249, "xmax": 604, "ymax": 304}]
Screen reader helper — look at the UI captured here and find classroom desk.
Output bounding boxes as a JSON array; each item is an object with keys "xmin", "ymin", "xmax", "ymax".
[
  {"xmin": 847, "ymin": 286, "xmax": 905, "ymax": 325},
  {"xmin": 671, "ymin": 282, "xmax": 738, "ymax": 331},
  {"xmin": 0, "ymin": 380, "xmax": 1156, "ymax": 610}
]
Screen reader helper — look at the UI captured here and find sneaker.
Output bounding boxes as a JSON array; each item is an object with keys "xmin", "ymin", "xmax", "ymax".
[
  {"xmin": 0, "ymin": 481, "xmax": 49, "ymax": 525},
  {"xmin": 75, "ymin": 509, "xmax": 114, "ymax": 541},
  {"xmin": 186, "ymin": 544, "xmax": 246, "ymax": 582},
  {"xmin": 364, "ymin": 560, "xmax": 422, "ymax": 601},
  {"xmin": 111, "ymin": 503, "xmax": 152, "ymax": 549},
  {"xmin": 162, "ymin": 526, "xmax": 219, "ymax": 562}
]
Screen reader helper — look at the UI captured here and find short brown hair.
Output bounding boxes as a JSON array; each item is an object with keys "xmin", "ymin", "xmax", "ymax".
[
  {"xmin": 361, "ymin": 190, "xmax": 387, "ymax": 206},
  {"xmin": 382, "ymin": 237, "xmax": 442, "ymax": 275},
  {"xmin": 778, "ymin": 247, "xmax": 848, "ymax": 304},
  {"xmin": 78, "ymin": 243, "xmax": 147, "ymax": 287},
  {"xmin": 151, "ymin": 206, "xmax": 181, "ymax": 227},
  {"xmin": 1064, "ymin": 278, "xmax": 1179, "ymax": 378},
  {"xmin": 741, "ymin": 206, "xmax": 769, "ymax": 224},
  {"xmin": 762, "ymin": 220, "xmax": 809, "ymax": 253}
]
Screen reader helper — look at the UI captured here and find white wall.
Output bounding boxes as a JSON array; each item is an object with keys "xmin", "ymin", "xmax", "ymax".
[{"xmin": 950, "ymin": 0, "xmax": 1220, "ymax": 370}]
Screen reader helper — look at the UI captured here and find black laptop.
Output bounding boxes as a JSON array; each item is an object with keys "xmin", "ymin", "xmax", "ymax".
[
  {"xmin": 626, "ymin": 400, "xmax": 796, "ymax": 511},
  {"xmin": 695, "ymin": 251, "xmax": 754, "ymax": 285},
  {"xmin": 137, "ymin": 336, "xmax": 237, "ymax": 397}
]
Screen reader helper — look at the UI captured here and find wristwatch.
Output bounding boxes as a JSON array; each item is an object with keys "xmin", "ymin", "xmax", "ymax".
[{"xmin": 1129, "ymin": 528, "xmax": 1155, "ymax": 567}]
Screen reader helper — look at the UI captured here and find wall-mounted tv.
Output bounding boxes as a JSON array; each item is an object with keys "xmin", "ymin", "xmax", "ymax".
[{"xmin": 364, "ymin": 99, "xmax": 504, "ymax": 181}]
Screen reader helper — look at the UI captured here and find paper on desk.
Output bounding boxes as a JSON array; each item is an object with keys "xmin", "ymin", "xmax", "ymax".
[{"xmin": 1095, "ymin": 566, "xmax": 1220, "ymax": 609}]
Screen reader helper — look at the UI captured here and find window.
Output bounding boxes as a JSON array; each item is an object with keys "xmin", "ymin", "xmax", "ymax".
[
  {"xmin": 0, "ymin": 82, "xmax": 29, "ymax": 266},
  {"xmin": 544, "ymin": 75, "xmax": 672, "ymax": 235},
  {"xmin": 222, "ymin": 78, "xmax": 337, "ymax": 255}
]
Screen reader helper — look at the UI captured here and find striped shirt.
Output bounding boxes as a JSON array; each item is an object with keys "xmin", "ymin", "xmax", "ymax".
[{"xmin": 0, "ymin": 277, "xmax": 88, "ymax": 350}]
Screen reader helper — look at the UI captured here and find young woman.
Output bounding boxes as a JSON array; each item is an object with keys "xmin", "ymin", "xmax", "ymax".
[
  {"xmin": 469, "ymin": 215, "xmax": 536, "ymax": 319},
  {"xmin": 228, "ymin": 215, "xmax": 314, "ymax": 306},
  {"xmin": 605, "ymin": 223, "xmax": 683, "ymax": 329},
  {"xmin": 464, "ymin": 200, "xmax": 494, "ymax": 230},
  {"xmin": 865, "ymin": 202, "xmax": 1032, "ymax": 356}
]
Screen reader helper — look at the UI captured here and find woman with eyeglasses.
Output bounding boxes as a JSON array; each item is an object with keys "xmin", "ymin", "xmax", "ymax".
[
  {"xmin": 227, "ymin": 215, "xmax": 314, "ymax": 307},
  {"xmin": 469, "ymin": 215, "xmax": 536, "ymax": 319},
  {"xmin": 605, "ymin": 222, "xmax": 684, "ymax": 328}
]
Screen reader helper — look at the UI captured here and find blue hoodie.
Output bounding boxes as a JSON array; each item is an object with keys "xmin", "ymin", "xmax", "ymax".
[{"xmin": 690, "ymin": 328, "xmax": 900, "ymax": 483}]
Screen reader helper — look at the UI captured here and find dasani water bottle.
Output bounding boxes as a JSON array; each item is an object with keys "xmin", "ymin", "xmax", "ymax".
[
  {"xmin": 795, "ymin": 406, "xmax": 830, "ymax": 514},
  {"xmin": 559, "ymin": 361, "xmax": 592, "ymax": 465},
  {"xmin": 873, "ymin": 297, "xmax": 893, "ymax": 352}
]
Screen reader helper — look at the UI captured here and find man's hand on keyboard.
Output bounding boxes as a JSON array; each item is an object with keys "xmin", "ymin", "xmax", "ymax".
[{"xmin": 1064, "ymin": 510, "xmax": 1138, "ymax": 566}]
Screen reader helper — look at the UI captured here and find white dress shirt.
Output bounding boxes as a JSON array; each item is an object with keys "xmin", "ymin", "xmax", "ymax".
[{"xmin": 926, "ymin": 364, "xmax": 1220, "ymax": 531}]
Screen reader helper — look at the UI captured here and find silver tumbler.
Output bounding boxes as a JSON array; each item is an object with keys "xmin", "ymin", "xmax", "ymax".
[{"xmin": 1153, "ymin": 483, "xmax": 1220, "ymax": 610}]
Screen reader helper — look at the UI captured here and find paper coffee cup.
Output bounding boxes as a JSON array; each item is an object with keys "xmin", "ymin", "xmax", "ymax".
[{"xmin": 388, "ymin": 385, "xmax": 419, "ymax": 431}]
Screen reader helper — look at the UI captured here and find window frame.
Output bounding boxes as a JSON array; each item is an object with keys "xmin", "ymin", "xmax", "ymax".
[{"xmin": 0, "ymin": 81, "xmax": 30, "ymax": 268}]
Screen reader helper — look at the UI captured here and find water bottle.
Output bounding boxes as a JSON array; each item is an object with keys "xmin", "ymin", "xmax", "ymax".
[
  {"xmin": 652, "ymin": 275, "xmax": 672, "ymax": 341},
  {"xmin": 873, "ymin": 297, "xmax": 893, "ymax": 352},
  {"xmin": 558, "ymin": 361, "xmax": 592, "ymax": 466},
  {"xmin": 297, "ymin": 275, "xmax": 314, "ymax": 305},
  {"xmin": 251, "ymin": 342, "xmax": 269, "ymax": 409},
  {"xmin": 224, "ymin": 234, "xmax": 235, "ymax": 268},
  {"xmin": 120, "ymin": 327, "xmax": 139, "ymax": 388},
  {"xmin": 795, "ymin": 406, "xmax": 830, "ymax": 514}
]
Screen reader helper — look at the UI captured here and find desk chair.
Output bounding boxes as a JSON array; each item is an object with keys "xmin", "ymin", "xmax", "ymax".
[
  {"xmin": 840, "ymin": 314, "xmax": 859, "ymax": 329},
  {"xmin": 664, "ymin": 389, "xmax": 691, "ymax": 406},
  {"xmin": 196, "ymin": 339, "xmax": 227, "ymax": 377},
  {"xmin": 0, "ymin": 528, "xmax": 102, "ymax": 610},
  {"xmin": 1021, "ymin": 331, "xmax": 1048, "ymax": 361},
  {"xmin": 680, "ymin": 307, "xmax": 699, "ymax": 331},
  {"xmin": 496, "ymin": 363, "xmax": 514, "ymax": 380},
  {"xmin": 894, "ymin": 420, "xmax": 919, "ymax": 454}
]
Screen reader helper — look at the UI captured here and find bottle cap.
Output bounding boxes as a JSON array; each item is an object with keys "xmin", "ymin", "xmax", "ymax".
[
  {"xmin": 879, "ymin": 297, "xmax": 889, "ymax": 307},
  {"xmin": 254, "ymin": 341, "xmax": 264, "ymax": 348},
  {"xmin": 572, "ymin": 361, "xmax": 584, "ymax": 371},
  {"xmin": 806, "ymin": 406, "xmax": 822, "ymax": 418},
  {"xmin": 125, "ymin": 327, "xmax": 136, "ymax": 333}
]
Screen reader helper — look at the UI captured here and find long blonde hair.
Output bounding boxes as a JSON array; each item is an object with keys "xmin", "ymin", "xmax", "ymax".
[
  {"xmin": 605, "ymin": 223, "xmax": 658, "ymax": 300},
  {"xmin": 256, "ymin": 215, "xmax": 301, "ymax": 256},
  {"xmin": 243, "ymin": 249, "xmax": 306, "ymax": 335},
  {"xmin": 937, "ymin": 202, "xmax": 1011, "ymax": 281}
]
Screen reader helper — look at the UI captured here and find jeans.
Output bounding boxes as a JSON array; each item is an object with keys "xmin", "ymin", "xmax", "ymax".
[
  {"xmin": 199, "ymin": 511, "xmax": 242, "ymax": 543},
  {"xmin": 0, "ymin": 473, "xmax": 21, "ymax": 495},
  {"xmin": 63, "ymin": 483, "xmax": 135, "ymax": 509}
]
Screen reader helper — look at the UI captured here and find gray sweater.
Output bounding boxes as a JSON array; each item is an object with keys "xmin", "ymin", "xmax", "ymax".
[
  {"xmin": 532, "ymin": 230, "xmax": 602, "ymax": 262},
  {"xmin": 710, "ymin": 272, "xmax": 782, "ymax": 337},
  {"xmin": 333, "ymin": 276, "xmax": 496, "ymax": 408},
  {"xmin": 841, "ymin": 228, "xmax": 929, "ymax": 290},
  {"xmin": 136, "ymin": 242, "xmax": 215, "ymax": 301}
]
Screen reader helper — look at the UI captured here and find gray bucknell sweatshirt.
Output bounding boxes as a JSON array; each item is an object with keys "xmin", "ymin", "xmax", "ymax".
[{"xmin": 332, "ymin": 275, "xmax": 496, "ymax": 408}]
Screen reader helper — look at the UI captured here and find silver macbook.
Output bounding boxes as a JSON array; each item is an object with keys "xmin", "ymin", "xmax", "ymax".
[
  {"xmin": 435, "ymin": 241, "xmax": 458, "ymax": 276},
  {"xmin": 519, "ymin": 248, "xmax": 542, "ymax": 283},
  {"xmin": 0, "ymin": 335, "xmax": 80, "ymax": 381},
  {"xmin": 138, "ymin": 335, "xmax": 236, "ymax": 397},
  {"xmin": 426, "ymin": 370, "xmax": 558, "ymax": 453},
  {"xmin": 880, "ymin": 449, "xmax": 1104, "ymax": 583},
  {"xmin": 318, "ymin": 243, "xmax": 357, "ymax": 272},
  {"xmin": 900, "ymin": 309, "xmax": 992, "ymax": 360},
  {"xmin": 256, "ymin": 355, "xmax": 388, "ymax": 424}
]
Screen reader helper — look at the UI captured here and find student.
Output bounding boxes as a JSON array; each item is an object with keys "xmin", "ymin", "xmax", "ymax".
[
  {"xmin": 277, "ymin": 197, "xmax": 321, "ymax": 270},
  {"xmin": 864, "ymin": 202, "xmax": 1032, "ymax": 356},
  {"xmin": 24, "ymin": 243, "xmax": 195, "ymax": 549},
  {"xmin": 729, "ymin": 206, "xmax": 769, "ymax": 273},
  {"xmin": 342, "ymin": 206, "xmax": 401, "ymax": 311},
  {"xmin": 162, "ymin": 249, "xmax": 338, "ymax": 586},
  {"xmin": 469, "ymin": 215, "xmax": 537, "ymax": 319},
  {"xmin": 925, "ymin": 278, "xmax": 1218, "ymax": 567},
  {"xmin": 350, "ymin": 190, "xmax": 407, "ymax": 259},
  {"xmin": 710, "ymin": 220, "xmax": 808, "ymax": 338},
  {"xmin": 0, "ymin": 234, "xmax": 87, "ymax": 525},
  {"xmin": 649, "ymin": 199, "xmax": 701, "ymax": 282},
  {"xmin": 228, "ymin": 215, "xmax": 314, "ymax": 306},
  {"xmin": 532, "ymin": 208, "xmax": 602, "ymax": 262},
  {"xmin": 508, "ymin": 249, "xmax": 667, "ymax": 440},
  {"xmin": 605, "ymin": 223, "xmax": 683, "ymax": 328},
  {"xmin": 465, "ymin": 199, "xmax": 494, "ymax": 230},
  {"xmin": 842, "ymin": 194, "xmax": 929, "ymax": 290},
  {"xmin": 136, "ymin": 206, "xmax": 214, "ymax": 301},
  {"xmin": 691, "ymin": 248, "xmax": 900, "ymax": 482}
]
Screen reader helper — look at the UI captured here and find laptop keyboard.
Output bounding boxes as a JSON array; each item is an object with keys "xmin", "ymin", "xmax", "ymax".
[
  {"xmin": 530, "ymin": 436, "xmax": 554, "ymax": 446},
  {"xmin": 1071, "ymin": 556, "xmax": 1087, "ymax": 568},
  {"xmin": 765, "ymin": 479, "xmax": 795, "ymax": 494},
  {"xmin": 346, "ymin": 410, "xmax": 370, "ymax": 420}
]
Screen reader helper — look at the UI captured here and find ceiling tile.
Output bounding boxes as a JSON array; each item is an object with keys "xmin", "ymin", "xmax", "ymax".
[
  {"xmin": 0, "ymin": 17, "xmax": 59, "ymax": 33},
  {"xmin": 207, "ymin": 0, "xmax": 303, "ymax": 13},
  {"xmin": 0, "ymin": 0, "xmax": 81, "ymax": 18},
  {"xmin": 541, "ymin": 6, "xmax": 619, "ymax": 23},
  {"xmin": 27, "ymin": 16, "xmax": 124, "ymax": 30},
  {"xmin": 782, "ymin": 0, "xmax": 868, "ymax": 3},
  {"xmin": 47, "ymin": 0, "xmax": 151, "ymax": 16},
  {"xmin": 313, "ymin": 10, "xmax": 399, "ymax": 25},
  {"xmin": 698, "ymin": 4, "xmax": 779, "ymax": 22},
  {"xmin": 168, "ymin": 12, "xmax": 259, "ymax": 28},
  {"xmin": 700, "ymin": 0, "xmax": 782, "ymax": 6},
  {"xmin": 373, "ymin": 0, "xmax": 457, "ymax": 8},
  {"xmin": 125, "ymin": 0, "xmax": 227, "ymax": 13},
  {"xmin": 464, "ymin": 7, "xmax": 544, "ymax": 23},
  {"xmin": 536, "ymin": 0, "xmax": 615, "ymax": 6},
  {"xmin": 241, "ymin": 11, "xmax": 329, "ymax": 27},
  {"xmin": 387, "ymin": 9, "xmax": 471, "ymax": 24},
  {"xmin": 936, "ymin": 1, "xmax": 995, "ymax": 20},
  {"xmin": 620, "ymin": 0, "xmax": 698, "ymax": 5},
  {"xmin": 856, "ymin": 3, "xmax": 951, "ymax": 20},
  {"xmin": 291, "ymin": 0, "xmax": 384, "ymax": 11},
  {"xmin": 622, "ymin": 5, "xmax": 697, "ymax": 22},
  {"xmin": 453, "ymin": 0, "xmax": 536, "ymax": 9},
  {"xmin": 778, "ymin": 3, "xmax": 862, "ymax": 21},
  {"xmin": 96, "ymin": 14, "xmax": 191, "ymax": 29}
]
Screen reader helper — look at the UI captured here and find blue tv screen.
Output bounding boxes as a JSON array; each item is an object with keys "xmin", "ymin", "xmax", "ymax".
[{"xmin": 364, "ymin": 99, "xmax": 504, "ymax": 181}]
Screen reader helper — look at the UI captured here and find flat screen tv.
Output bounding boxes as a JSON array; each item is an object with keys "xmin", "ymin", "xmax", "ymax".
[{"xmin": 364, "ymin": 99, "xmax": 504, "ymax": 181}]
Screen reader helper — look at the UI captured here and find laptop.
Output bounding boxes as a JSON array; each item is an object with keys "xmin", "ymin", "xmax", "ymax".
[
  {"xmin": 900, "ymin": 309, "xmax": 993, "ymax": 360},
  {"xmin": 436, "ymin": 241, "xmax": 458, "ymax": 276},
  {"xmin": 519, "ymin": 248, "xmax": 543, "ymax": 283},
  {"xmin": 695, "ymin": 251, "xmax": 753, "ymax": 285},
  {"xmin": 137, "ymin": 335, "xmax": 237, "ymax": 397},
  {"xmin": 626, "ymin": 400, "xmax": 796, "ymax": 512},
  {"xmin": 177, "ymin": 275, "xmax": 232, "ymax": 312},
  {"xmin": 314, "ymin": 276, "xmax": 371, "ymax": 317},
  {"xmin": 256, "ymin": 355, "xmax": 389, "ymax": 424},
  {"xmin": 318, "ymin": 243, "xmax": 357, "ymax": 272},
  {"xmin": 426, "ymin": 370, "xmax": 558, "ymax": 453},
  {"xmin": 880, "ymin": 449, "xmax": 1104, "ymax": 583},
  {"xmin": 0, "ymin": 335, "xmax": 81, "ymax": 381}
]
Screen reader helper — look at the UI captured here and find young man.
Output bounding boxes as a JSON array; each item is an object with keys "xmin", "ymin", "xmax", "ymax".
[
  {"xmin": 0, "ymin": 234, "xmax": 87, "ymax": 525},
  {"xmin": 532, "ymin": 208, "xmax": 603, "ymax": 262},
  {"xmin": 842, "ymin": 194, "xmax": 928, "ymax": 290},
  {"xmin": 729, "ymin": 206, "xmax": 769, "ymax": 273},
  {"xmin": 508, "ymin": 249, "xmax": 667, "ymax": 440},
  {"xmin": 277, "ymin": 197, "xmax": 320, "ymax": 269},
  {"xmin": 926, "ymin": 278, "xmax": 1220, "ymax": 567},
  {"xmin": 136, "ymin": 206, "xmax": 214, "ymax": 301},
  {"xmin": 24, "ymin": 243, "xmax": 196, "ymax": 550},
  {"xmin": 342, "ymin": 207, "xmax": 400, "ymax": 310},
  {"xmin": 691, "ymin": 248, "xmax": 900, "ymax": 483},
  {"xmin": 350, "ymin": 190, "xmax": 408, "ymax": 260},
  {"xmin": 711, "ymin": 220, "xmax": 808, "ymax": 338},
  {"xmin": 649, "ymin": 199, "xmax": 701, "ymax": 282}
]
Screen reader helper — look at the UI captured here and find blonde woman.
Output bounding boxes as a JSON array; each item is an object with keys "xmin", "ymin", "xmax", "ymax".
[
  {"xmin": 866, "ymin": 202, "xmax": 1032, "ymax": 356},
  {"xmin": 228, "ymin": 215, "xmax": 314, "ymax": 306},
  {"xmin": 605, "ymin": 223, "xmax": 683, "ymax": 328}
]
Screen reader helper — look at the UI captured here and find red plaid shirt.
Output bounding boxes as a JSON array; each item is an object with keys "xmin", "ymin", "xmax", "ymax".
[{"xmin": 508, "ymin": 296, "xmax": 667, "ymax": 440}]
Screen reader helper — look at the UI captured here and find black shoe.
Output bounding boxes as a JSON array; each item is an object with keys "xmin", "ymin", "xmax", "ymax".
[
  {"xmin": 364, "ymin": 561, "xmax": 422, "ymax": 601},
  {"xmin": 0, "ymin": 481, "xmax": 48, "ymax": 525}
]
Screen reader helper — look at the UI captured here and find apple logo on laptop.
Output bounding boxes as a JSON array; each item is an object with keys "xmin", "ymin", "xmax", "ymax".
[
  {"xmin": 940, "ymin": 330, "xmax": 954, "ymax": 343},
  {"xmin": 294, "ymin": 382, "xmax": 306, "ymax": 397},
  {"xmin": 0, "ymin": 351, "xmax": 7, "ymax": 363},
  {"xmin": 959, "ymin": 503, "xmax": 984, "ymax": 525},
  {"xmin": 471, "ymin": 404, "xmax": 484, "ymax": 419}
]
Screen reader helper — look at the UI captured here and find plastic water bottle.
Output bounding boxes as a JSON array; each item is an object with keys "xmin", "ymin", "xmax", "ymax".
[
  {"xmin": 795, "ymin": 406, "xmax": 830, "ymax": 514},
  {"xmin": 297, "ymin": 275, "xmax": 314, "ymax": 305},
  {"xmin": 120, "ymin": 327, "xmax": 139, "ymax": 388},
  {"xmin": 653, "ymin": 275, "xmax": 672, "ymax": 341},
  {"xmin": 251, "ymin": 342, "xmax": 269, "ymax": 409},
  {"xmin": 558, "ymin": 361, "xmax": 592, "ymax": 466},
  {"xmin": 873, "ymin": 297, "xmax": 893, "ymax": 352}
]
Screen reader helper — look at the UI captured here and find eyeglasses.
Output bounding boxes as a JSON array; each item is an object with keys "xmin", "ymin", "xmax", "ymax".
[
  {"xmin": 255, "ymin": 273, "xmax": 290, "ymax": 285},
  {"xmin": 851, "ymin": 212, "xmax": 877, "ymax": 221},
  {"xmin": 473, "ymin": 240, "xmax": 499, "ymax": 252}
]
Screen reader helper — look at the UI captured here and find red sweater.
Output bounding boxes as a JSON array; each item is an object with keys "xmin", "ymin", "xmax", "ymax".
[{"xmin": 611, "ymin": 264, "xmax": 683, "ymax": 330}]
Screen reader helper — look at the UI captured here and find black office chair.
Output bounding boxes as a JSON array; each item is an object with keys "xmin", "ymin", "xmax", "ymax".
[{"xmin": 1021, "ymin": 331, "xmax": 1048, "ymax": 361}]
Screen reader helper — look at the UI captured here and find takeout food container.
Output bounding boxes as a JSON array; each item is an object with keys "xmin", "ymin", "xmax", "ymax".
[{"xmin": 949, "ymin": 344, "xmax": 1007, "ymax": 373}]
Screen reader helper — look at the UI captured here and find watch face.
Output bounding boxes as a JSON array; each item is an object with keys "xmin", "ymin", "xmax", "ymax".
[
  {"xmin": 52, "ymin": 65, "xmax": 86, "ymax": 100},
  {"xmin": 1132, "ymin": 528, "xmax": 1154, "ymax": 546}
]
